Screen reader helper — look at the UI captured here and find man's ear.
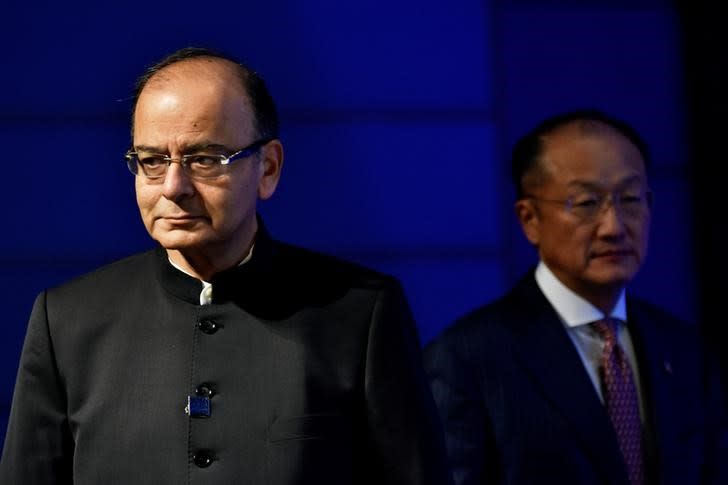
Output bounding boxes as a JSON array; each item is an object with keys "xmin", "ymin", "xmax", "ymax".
[
  {"xmin": 257, "ymin": 139, "xmax": 284, "ymax": 200},
  {"xmin": 515, "ymin": 198, "xmax": 540, "ymax": 246}
]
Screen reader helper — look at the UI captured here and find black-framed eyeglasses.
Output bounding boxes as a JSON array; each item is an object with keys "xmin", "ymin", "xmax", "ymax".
[
  {"xmin": 525, "ymin": 188, "xmax": 653, "ymax": 223},
  {"xmin": 125, "ymin": 138, "xmax": 272, "ymax": 181}
]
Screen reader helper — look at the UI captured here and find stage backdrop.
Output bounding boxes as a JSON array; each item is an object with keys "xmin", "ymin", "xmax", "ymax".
[{"xmin": 0, "ymin": 0, "xmax": 692, "ymax": 444}]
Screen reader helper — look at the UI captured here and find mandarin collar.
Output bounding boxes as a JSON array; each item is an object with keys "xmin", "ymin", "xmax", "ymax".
[{"xmin": 155, "ymin": 216, "xmax": 276, "ymax": 304}]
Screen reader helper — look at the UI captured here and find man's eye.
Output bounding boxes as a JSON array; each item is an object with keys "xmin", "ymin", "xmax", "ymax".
[
  {"xmin": 572, "ymin": 196, "xmax": 599, "ymax": 208},
  {"xmin": 140, "ymin": 156, "xmax": 166, "ymax": 168},
  {"xmin": 620, "ymin": 194, "xmax": 643, "ymax": 205},
  {"xmin": 187, "ymin": 155, "xmax": 221, "ymax": 168}
]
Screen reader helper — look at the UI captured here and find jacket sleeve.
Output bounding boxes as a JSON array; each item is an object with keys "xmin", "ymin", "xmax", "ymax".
[
  {"xmin": 0, "ymin": 291, "xmax": 74, "ymax": 485},
  {"xmin": 364, "ymin": 279, "xmax": 454, "ymax": 485},
  {"xmin": 703, "ymin": 346, "xmax": 728, "ymax": 485}
]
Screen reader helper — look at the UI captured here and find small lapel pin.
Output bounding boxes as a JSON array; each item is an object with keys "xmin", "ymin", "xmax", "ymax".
[{"xmin": 185, "ymin": 395, "xmax": 211, "ymax": 418}]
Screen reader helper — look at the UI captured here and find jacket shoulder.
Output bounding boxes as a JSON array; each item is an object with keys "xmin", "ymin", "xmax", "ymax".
[
  {"xmin": 424, "ymin": 271, "xmax": 546, "ymax": 357},
  {"xmin": 272, "ymin": 241, "xmax": 401, "ymax": 290},
  {"xmin": 46, "ymin": 249, "xmax": 158, "ymax": 299},
  {"xmin": 425, "ymin": 290, "xmax": 518, "ymax": 356},
  {"xmin": 628, "ymin": 296, "xmax": 697, "ymax": 339}
]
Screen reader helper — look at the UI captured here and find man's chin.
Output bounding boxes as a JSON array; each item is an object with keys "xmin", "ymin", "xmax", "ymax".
[
  {"xmin": 152, "ymin": 231, "xmax": 211, "ymax": 251},
  {"xmin": 587, "ymin": 269, "xmax": 634, "ymax": 289}
]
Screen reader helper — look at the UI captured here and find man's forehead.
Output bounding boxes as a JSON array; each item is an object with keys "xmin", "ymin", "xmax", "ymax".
[
  {"xmin": 536, "ymin": 120, "xmax": 646, "ymax": 179},
  {"xmin": 132, "ymin": 58, "xmax": 256, "ymax": 146},
  {"xmin": 142, "ymin": 57, "xmax": 244, "ymax": 96},
  {"xmin": 545, "ymin": 119, "xmax": 619, "ymax": 141},
  {"xmin": 542, "ymin": 121, "xmax": 642, "ymax": 157},
  {"xmin": 134, "ymin": 58, "xmax": 253, "ymax": 126}
]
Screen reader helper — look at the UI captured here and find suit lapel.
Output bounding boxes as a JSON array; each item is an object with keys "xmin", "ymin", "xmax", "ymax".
[
  {"xmin": 626, "ymin": 301, "xmax": 680, "ymax": 483},
  {"xmin": 506, "ymin": 275, "xmax": 629, "ymax": 483}
]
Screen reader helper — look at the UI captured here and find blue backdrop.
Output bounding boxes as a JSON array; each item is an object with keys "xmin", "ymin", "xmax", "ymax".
[{"xmin": 1, "ymin": 0, "xmax": 694, "ymax": 444}]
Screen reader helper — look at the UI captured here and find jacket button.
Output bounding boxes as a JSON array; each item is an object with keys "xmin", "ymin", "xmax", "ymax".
[
  {"xmin": 193, "ymin": 450, "xmax": 214, "ymax": 468},
  {"xmin": 197, "ymin": 319, "xmax": 219, "ymax": 335},
  {"xmin": 195, "ymin": 383, "xmax": 215, "ymax": 398}
]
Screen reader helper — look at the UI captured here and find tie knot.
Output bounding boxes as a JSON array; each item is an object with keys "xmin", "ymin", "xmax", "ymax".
[{"xmin": 591, "ymin": 318, "xmax": 618, "ymax": 343}]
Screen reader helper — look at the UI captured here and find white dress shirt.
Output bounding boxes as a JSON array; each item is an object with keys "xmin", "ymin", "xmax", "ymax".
[
  {"xmin": 169, "ymin": 244, "xmax": 255, "ymax": 306},
  {"xmin": 534, "ymin": 261, "xmax": 645, "ymax": 419}
]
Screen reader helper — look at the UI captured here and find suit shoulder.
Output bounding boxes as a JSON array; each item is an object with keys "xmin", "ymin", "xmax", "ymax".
[
  {"xmin": 629, "ymin": 296, "xmax": 696, "ymax": 335},
  {"xmin": 46, "ymin": 249, "xmax": 158, "ymax": 299},
  {"xmin": 426, "ymin": 292, "xmax": 515, "ymax": 352},
  {"xmin": 272, "ymin": 241, "xmax": 401, "ymax": 290},
  {"xmin": 627, "ymin": 296, "xmax": 713, "ymax": 363}
]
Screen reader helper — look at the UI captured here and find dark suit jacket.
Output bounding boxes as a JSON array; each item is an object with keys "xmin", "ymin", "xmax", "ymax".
[
  {"xmin": 424, "ymin": 271, "xmax": 727, "ymax": 485},
  {"xmin": 0, "ymin": 221, "xmax": 452, "ymax": 485}
]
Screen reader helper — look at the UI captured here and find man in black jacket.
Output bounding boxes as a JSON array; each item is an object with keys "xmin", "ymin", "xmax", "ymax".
[{"xmin": 0, "ymin": 47, "xmax": 451, "ymax": 485}]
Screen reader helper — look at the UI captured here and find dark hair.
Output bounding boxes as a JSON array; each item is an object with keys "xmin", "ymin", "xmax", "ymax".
[
  {"xmin": 131, "ymin": 46, "xmax": 279, "ymax": 140},
  {"xmin": 510, "ymin": 109, "xmax": 650, "ymax": 199}
]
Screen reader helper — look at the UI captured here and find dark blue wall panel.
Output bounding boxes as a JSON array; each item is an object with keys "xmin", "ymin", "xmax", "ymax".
[
  {"xmin": 1, "ymin": 0, "xmax": 693, "ymax": 449},
  {"xmin": 498, "ymin": 6, "xmax": 694, "ymax": 321},
  {"xmin": 263, "ymin": 121, "xmax": 500, "ymax": 251}
]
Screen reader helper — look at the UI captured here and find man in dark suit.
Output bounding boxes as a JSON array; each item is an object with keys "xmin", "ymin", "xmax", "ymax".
[
  {"xmin": 424, "ymin": 110, "xmax": 727, "ymax": 484},
  {"xmin": 0, "ymin": 47, "xmax": 451, "ymax": 485}
]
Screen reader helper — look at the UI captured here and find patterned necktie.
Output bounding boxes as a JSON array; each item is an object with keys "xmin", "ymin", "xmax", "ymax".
[{"xmin": 592, "ymin": 318, "xmax": 643, "ymax": 485}]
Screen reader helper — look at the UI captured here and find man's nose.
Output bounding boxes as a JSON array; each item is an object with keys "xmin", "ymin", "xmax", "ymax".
[
  {"xmin": 596, "ymin": 197, "xmax": 627, "ymax": 236},
  {"xmin": 162, "ymin": 162, "xmax": 195, "ymax": 201}
]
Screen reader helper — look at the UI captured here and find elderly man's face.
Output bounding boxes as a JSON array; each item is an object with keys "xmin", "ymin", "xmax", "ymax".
[
  {"xmin": 516, "ymin": 122, "xmax": 651, "ymax": 307},
  {"xmin": 132, "ymin": 60, "xmax": 278, "ymax": 263}
]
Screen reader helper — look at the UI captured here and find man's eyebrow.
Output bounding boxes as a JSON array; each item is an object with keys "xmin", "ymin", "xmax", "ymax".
[
  {"xmin": 133, "ymin": 143, "xmax": 232, "ymax": 154},
  {"xmin": 566, "ymin": 175, "xmax": 645, "ymax": 191},
  {"xmin": 134, "ymin": 145, "xmax": 165, "ymax": 153},
  {"xmin": 184, "ymin": 143, "xmax": 231, "ymax": 153}
]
